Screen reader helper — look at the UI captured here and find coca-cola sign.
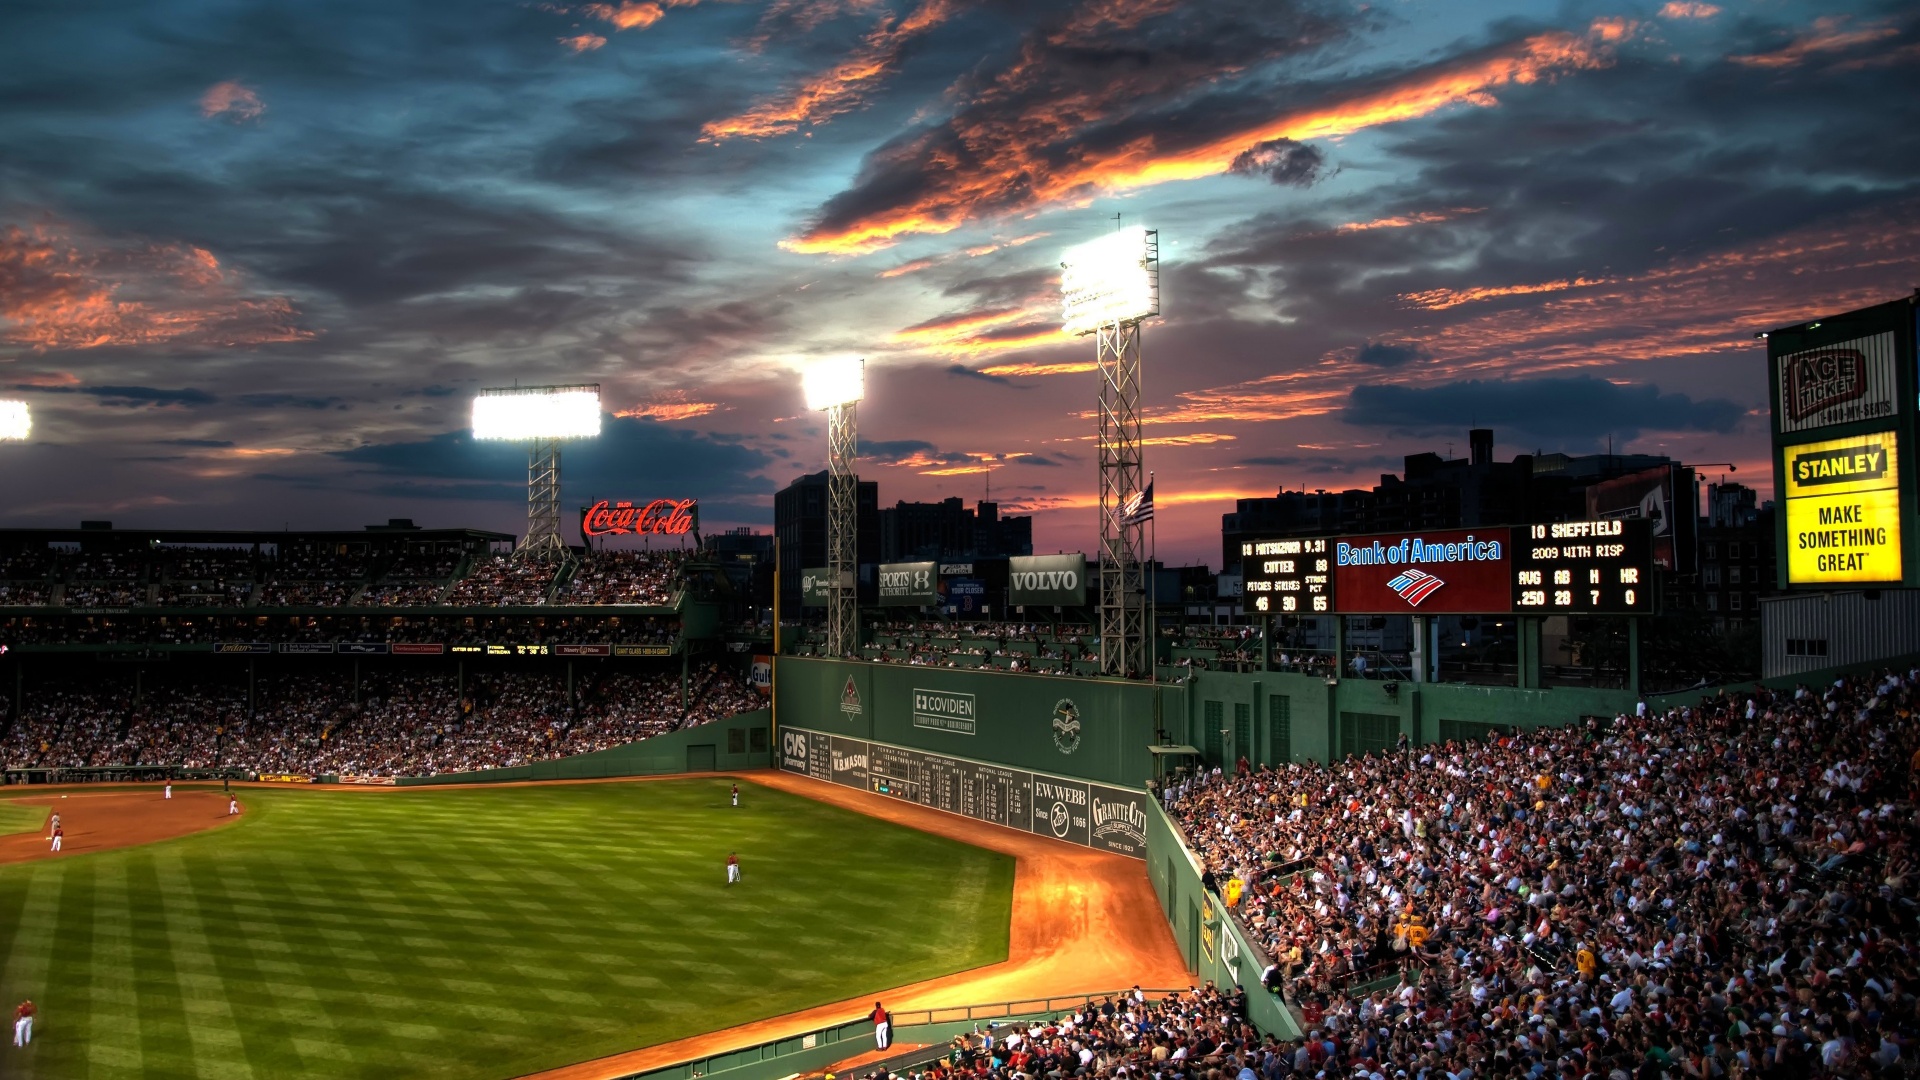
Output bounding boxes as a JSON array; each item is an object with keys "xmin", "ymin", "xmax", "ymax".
[{"xmin": 580, "ymin": 498, "xmax": 698, "ymax": 540}]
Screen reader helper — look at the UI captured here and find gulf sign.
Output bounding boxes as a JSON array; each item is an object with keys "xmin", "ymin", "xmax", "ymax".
[{"xmin": 1333, "ymin": 529, "xmax": 1514, "ymax": 613}]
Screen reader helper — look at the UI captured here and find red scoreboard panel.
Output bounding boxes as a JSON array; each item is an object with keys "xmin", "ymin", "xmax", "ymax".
[{"xmin": 1332, "ymin": 529, "xmax": 1515, "ymax": 614}]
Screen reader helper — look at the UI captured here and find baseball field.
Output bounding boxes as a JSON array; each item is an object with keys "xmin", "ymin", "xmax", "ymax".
[{"xmin": 0, "ymin": 778, "xmax": 1017, "ymax": 1080}]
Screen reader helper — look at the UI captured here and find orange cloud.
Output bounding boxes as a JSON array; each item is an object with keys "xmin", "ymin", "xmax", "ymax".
[
  {"xmin": 1400, "ymin": 276, "xmax": 1610, "ymax": 311},
  {"xmin": 975, "ymin": 360, "xmax": 1098, "ymax": 377},
  {"xmin": 889, "ymin": 305, "xmax": 1072, "ymax": 357},
  {"xmin": 1731, "ymin": 16, "xmax": 1898, "ymax": 68},
  {"xmin": 1336, "ymin": 208, "xmax": 1482, "ymax": 232},
  {"xmin": 877, "ymin": 257, "xmax": 940, "ymax": 278},
  {"xmin": 0, "ymin": 221, "xmax": 312, "ymax": 351},
  {"xmin": 965, "ymin": 232, "xmax": 1050, "ymax": 257},
  {"xmin": 1657, "ymin": 2, "xmax": 1719, "ymax": 18},
  {"xmin": 584, "ymin": 1, "xmax": 665, "ymax": 29},
  {"xmin": 560, "ymin": 33, "xmax": 608, "ymax": 51},
  {"xmin": 200, "ymin": 81, "xmax": 265, "ymax": 122},
  {"xmin": 617, "ymin": 401, "xmax": 721, "ymax": 421},
  {"xmin": 1402, "ymin": 206, "xmax": 1920, "ymax": 376},
  {"xmin": 785, "ymin": 19, "xmax": 1629, "ymax": 254},
  {"xmin": 703, "ymin": 0, "xmax": 958, "ymax": 140}
]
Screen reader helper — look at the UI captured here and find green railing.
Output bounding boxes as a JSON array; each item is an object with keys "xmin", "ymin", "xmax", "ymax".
[{"xmin": 613, "ymin": 989, "xmax": 1195, "ymax": 1080}]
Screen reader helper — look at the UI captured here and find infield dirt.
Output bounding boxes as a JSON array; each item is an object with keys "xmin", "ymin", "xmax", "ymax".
[
  {"xmin": 523, "ymin": 769, "xmax": 1190, "ymax": 1080},
  {"xmin": 0, "ymin": 789, "xmax": 236, "ymax": 864}
]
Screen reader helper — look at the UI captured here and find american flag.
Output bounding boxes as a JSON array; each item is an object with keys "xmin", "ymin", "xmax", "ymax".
[{"xmin": 1118, "ymin": 480, "xmax": 1154, "ymax": 525}]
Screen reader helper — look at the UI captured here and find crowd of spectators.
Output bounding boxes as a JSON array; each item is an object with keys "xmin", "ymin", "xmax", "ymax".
[
  {"xmin": 1166, "ymin": 670, "xmax": 1920, "ymax": 1078},
  {"xmin": 362, "ymin": 549, "xmax": 465, "ymax": 606},
  {"xmin": 444, "ymin": 557, "xmax": 558, "ymax": 606},
  {"xmin": 563, "ymin": 549, "xmax": 686, "ymax": 605},
  {"xmin": 259, "ymin": 550, "xmax": 371, "ymax": 607},
  {"xmin": 910, "ymin": 987, "xmax": 1259, "ymax": 1080},
  {"xmin": 0, "ymin": 663, "xmax": 763, "ymax": 776},
  {"xmin": 0, "ymin": 680, "xmax": 133, "ymax": 768},
  {"xmin": 0, "ymin": 612, "xmax": 684, "ymax": 647}
]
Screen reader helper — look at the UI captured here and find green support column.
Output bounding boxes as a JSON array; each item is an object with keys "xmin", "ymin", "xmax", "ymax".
[
  {"xmin": 1329, "ymin": 616, "xmax": 1346, "ymax": 758},
  {"xmin": 1517, "ymin": 617, "xmax": 1541, "ymax": 690},
  {"xmin": 1628, "ymin": 616, "xmax": 1641, "ymax": 697},
  {"xmin": 1261, "ymin": 614, "xmax": 1272, "ymax": 673}
]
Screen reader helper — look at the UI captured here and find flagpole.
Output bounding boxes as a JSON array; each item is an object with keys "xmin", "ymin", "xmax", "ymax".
[{"xmin": 1148, "ymin": 471, "xmax": 1156, "ymax": 684}]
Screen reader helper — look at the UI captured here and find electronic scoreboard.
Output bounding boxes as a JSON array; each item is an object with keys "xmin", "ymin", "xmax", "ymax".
[
  {"xmin": 1511, "ymin": 519, "xmax": 1654, "ymax": 614},
  {"xmin": 1240, "ymin": 537, "xmax": 1334, "ymax": 615}
]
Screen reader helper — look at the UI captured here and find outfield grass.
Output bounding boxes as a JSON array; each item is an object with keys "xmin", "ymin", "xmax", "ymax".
[
  {"xmin": 0, "ymin": 779, "xmax": 1015, "ymax": 1079},
  {"xmin": 0, "ymin": 800, "xmax": 47, "ymax": 836}
]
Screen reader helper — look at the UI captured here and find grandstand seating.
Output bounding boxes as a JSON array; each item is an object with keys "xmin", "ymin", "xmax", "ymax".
[
  {"xmin": 1163, "ymin": 668, "xmax": 1919, "ymax": 1079},
  {"xmin": 0, "ymin": 662, "xmax": 762, "ymax": 777}
]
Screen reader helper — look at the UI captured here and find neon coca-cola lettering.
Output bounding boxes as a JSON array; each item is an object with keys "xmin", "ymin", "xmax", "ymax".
[{"xmin": 582, "ymin": 499, "xmax": 697, "ymax": 537}]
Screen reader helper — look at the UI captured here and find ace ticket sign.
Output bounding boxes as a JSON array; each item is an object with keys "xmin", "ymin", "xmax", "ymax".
[{"xmin": 1783, "ymin": 431, "xmax": 1905, "ymax": 585}]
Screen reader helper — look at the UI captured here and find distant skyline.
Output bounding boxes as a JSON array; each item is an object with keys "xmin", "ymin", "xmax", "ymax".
[{"xmin": 2, "ymin": 0, "xmax": 1915, "ymax": 566}]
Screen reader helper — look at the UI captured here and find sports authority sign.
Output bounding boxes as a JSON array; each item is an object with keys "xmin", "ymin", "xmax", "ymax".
[
  {"xmin": 778, "ymin": 727, "xmax": 1148, "ymax": 858},
  {"xmin": 1774, "ymin": 332, "xmax": 1899, "ymax": 434},
  {"xmin": 579, "ymin": 498, "xmax": 697, "ymax": 541},
  {"xmin": 878, "ymin": 561, "xmax": 938, "ymax": 607},
  {"xmin": 1333, "ymin": 529, "xmax": 1514, "ymax": 614}
]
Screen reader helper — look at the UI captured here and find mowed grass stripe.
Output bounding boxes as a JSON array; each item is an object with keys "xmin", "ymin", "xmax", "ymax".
[
  {"xmin": 0, "ymin": 779, "xmax": 1013, "ymax": 1079},
  {"xmin": 128, "ymin": 858, "xmax": 194, "ymax": 1080}
]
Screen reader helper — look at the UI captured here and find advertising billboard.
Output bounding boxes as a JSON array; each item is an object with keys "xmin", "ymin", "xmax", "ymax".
[
  {"xmin": 1332, "ymin": 529, "xmax": 1513, "ymax": 614},
  {"xmin": 1239, "ymin": 536, "xmax": 1334, "ymax": 615},
  {"xmin": 579, "ymin": 498, "xmax": 697, "ymax": 543},
  {"xmin": 1512, "ymin": 519, "xmax": 1654, "ymax": 614},
  {"xmin": 778, "ymin": 727, "xmax": 1145, "ymax": 859},
  {"xmin": 876, "ymin": 561, "xmax": 937, "ymax": 607},
  {"xmin": 1782, "ymin": 430, "xmax": 1904, "ymax": 585},
  {"xmin": 1009, "ymin": 553, "xmax": 1087, "ymax": 607},
  {"xmin": 1586, "ymin": 465, "xmax": 1695, "ymax": 573},
  {"xmin": 1773, "ymin": 331, "xmax": 1899, "ymax": 434},
  {"xmin": 800, "ymin": 567, "xmax": 832, "ymax": 608}
]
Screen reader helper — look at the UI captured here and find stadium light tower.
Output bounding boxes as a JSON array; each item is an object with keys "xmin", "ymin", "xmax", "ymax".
[
  {"xmin": 472, "ymin": 384, "xmax": 601, "ymax": 564},
  {"xmin": 1061, "ymin": 225, "xmax": 1159, "ymax": 678},
  {"xmin": 803, "ymin": 358, "xmax": 864, "ymax": 659},
  {"xmin": 0, "ymin": 401, "xmax": 29, "ymax": 442}
]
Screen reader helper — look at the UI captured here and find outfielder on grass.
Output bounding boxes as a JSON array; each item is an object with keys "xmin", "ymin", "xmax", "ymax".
[
  {"xmin": 726, "ymin": 852, "xmax": 740, "ymax": 885},
  {"xmin": 13, "ymin": 1000, "xmax": 33, "ymax": 1047}
]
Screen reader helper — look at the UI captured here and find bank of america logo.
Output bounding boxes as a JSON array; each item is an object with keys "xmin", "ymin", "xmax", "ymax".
[{"xmin": 1386, "ymin": 569, "xmax": 1445, "ymax": 606}]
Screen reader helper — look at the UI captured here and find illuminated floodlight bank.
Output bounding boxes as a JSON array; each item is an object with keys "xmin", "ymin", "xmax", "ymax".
[
  {"xmin": 1060, "ymin": 225, "xmax": 1159, "ymax": 336},
  {"xmin": 471, "ymin": 386, "xmax": 601, "ymax": 441},
  {"xmin": 803, "ymin": 357, "xmax": 865, "ymax": 411},
  {"xmin": 0, "ymin": 401, "xmax": 28, "ymax": 441}
]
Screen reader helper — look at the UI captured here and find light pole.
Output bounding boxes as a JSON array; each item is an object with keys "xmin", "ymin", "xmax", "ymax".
[
  {"xmin": 804, "ymin": 358, "xmax": 865, "ymax": 659},
  {"xmin": 471, "ymin": 385, "xmax": 602, "ymax": 564}
]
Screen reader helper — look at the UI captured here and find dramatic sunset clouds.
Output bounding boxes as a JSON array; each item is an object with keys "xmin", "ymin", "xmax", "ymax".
[{"xmin": 0, "ymin": 0, "xmax": 1915, "ymax": 562}]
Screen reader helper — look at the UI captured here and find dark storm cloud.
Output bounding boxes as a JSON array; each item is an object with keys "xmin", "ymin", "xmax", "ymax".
[
  {"xmin": 333, "ymin": 416, "xmax": 775, "ymax": 501},
  {"xmin": 785, "ymin": 0, "xmax": 1365, "ymax": 252},
  {"xmin": 27, "ymin": 385, "xmax": 220, "ymax": 408},
  {"xmin": 237, "ymin": 393, "xmax": 346, "ymax": 410},
  {"xmin": 1340, "ymin": 377, "xmax": 1744, "ymax": 443},
  {"xmin": 1353, "ymin": 341, "xmax": 1430, "ymax": 368},
  {"xmin": 946, "ymin": 364, "xmax": 1026, "ymax": 388},
  {"xmin": 860, "ymin": 438, "xmax": 939, "ymax": 462},
  {"xmin": 157, "ymin": 438, "xmax": 236, "ymax": 448},
  {"xmin": 1228, "ymin": 139, "xmax": 1328, "ymax": 187}
]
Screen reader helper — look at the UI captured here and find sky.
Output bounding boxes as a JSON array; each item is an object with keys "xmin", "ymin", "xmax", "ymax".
[{"xmin": 1, "ymin": 0, "xmax": 1916, "ymax": 567}]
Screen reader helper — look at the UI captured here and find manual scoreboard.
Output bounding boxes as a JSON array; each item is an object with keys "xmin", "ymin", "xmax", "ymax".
[
  {"xmin": 1240, "ymin": 537, "xmax": 1334, "ymax": 615},
  {"xmin": 1512, "ymin": 519, "xmax": 1653, "ymax": 614}
]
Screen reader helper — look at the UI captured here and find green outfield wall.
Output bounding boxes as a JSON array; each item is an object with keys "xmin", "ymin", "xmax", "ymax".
[
  {"xmin": 1144, "ymin": 795, "xmax": 1300, "ymax": 1040},
  {"xmin": 774, "ymin": 657, "xmax": 1182, "ymax": 787},
  {"xmin": 395, "ymin": 708, "xmax": 771, "ymax": 785}
]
